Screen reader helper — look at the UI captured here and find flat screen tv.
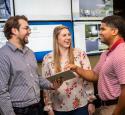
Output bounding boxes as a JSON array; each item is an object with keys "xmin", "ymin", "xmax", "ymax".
[
  {"xmin": 0, "ymin": 0, "xmax": 14, "ymax": 21},
  {"xmin": 72, "ymin": 0, "xmax": 113, "ymax": 20},
  {"xmin": 28, "ymin": 21, "xmax": 74, "ymax": 62},
  {"xmin": 14, "ymin": 0, "xmax": 71, "ymax": 20},
  {"xmin": 0, "ymin": 23, "xmax": 6, "ymax": 48},
  {"xmin": 73, "ymin": 21, "xmax": 108, "ymax": 55},
  {"xmin": 0, "ymin": 21, "xmax": 74, "ymax": 62}
]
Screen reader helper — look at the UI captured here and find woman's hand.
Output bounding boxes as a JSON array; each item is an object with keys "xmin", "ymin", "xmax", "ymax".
[
  {"xmin": 64, "ymin": 64, "xmax": 78, "ymax": 71},
  {"xmin": 48, "ymin": 110, "xmax": 55, "ymax": 115},
  {"xmin": 88, "ymin": 103, "xmax": 95, "ymax": 115}
]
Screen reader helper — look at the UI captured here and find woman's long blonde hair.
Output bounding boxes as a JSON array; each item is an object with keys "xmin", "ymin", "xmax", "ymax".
[{"xmin": 53, "ymin": 25, "xmax": 74, "ymax": 73}]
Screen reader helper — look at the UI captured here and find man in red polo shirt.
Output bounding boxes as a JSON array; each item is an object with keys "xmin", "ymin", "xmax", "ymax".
[{"xmin": 66, "ymin": 15, "xmax": 125, "ymax": 115}]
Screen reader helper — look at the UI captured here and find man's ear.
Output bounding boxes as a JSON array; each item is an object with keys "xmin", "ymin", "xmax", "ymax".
[
  {"xmin": 112, "ymin": 28, "xmax": 118, "ymax": 36},
  {"xmin": 11, "ymin": 28, "xmax": 18, "ymax": 35}
]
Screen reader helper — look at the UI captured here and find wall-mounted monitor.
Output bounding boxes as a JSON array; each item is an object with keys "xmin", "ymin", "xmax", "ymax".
[
  {"xmin": 14, "ymin": 0, "xmax": 71, "ymax": 20},
  {"xmin": 72, "ymin": 0, "xmax": 113, "ymax": 20},
  {"xmin": 0, "ymin": 23, "xmax": 6, "ymax": 48},
  {"xmin": 28, "ymin": 21, "xmax": 74, "ymax": 62},
  {"xmin": 74, "ymin": 21, "xmax": 108, "ymax": 55},
  {"xmin": 0, "ymin": 0, "xmax": 14, "ymax": 21}
]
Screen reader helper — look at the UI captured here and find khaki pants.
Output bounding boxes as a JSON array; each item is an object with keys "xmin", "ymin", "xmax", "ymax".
[
  {"xmin": 95, "ymin": 105, "xmax": 115, "ymax": 115},
  {"xmin": 94, "ymin": 105, "xmax": 125, "ymax": 115}
]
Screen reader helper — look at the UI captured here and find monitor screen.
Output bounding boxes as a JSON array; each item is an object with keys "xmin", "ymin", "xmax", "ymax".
[
  {"xmin": 14, "ymin": 0, "xmax": 71, "ymax": 20},
  {"xmin": 0, "ymin": 23, "xmax": 6, "ymax": 48},
  {"xmin": 72, "ymin": 0, "xmax": 113, "ymax": 20},
  {"xmin": 0, "ymin": 21, "xmax": 74, "ymax": 62},
  {"xmin": 74, "ymin": 21, "xmax": 108, "ymax": 54},
  {"xmin": 0, "ymin": 0, "xmax": 14, "ymax": 21},
  {"xmin": 28, "ymin": 21, "xmax": 74, "ymax": 62}
]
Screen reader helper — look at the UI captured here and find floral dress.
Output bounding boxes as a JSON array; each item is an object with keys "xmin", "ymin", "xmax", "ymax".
[{"xmin": 42, "ymin": 48, "xmax": 94, "ymax": 111}]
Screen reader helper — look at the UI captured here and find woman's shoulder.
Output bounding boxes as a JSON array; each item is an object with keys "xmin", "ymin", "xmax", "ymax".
[
  {"xmin": 43, "ymin": 52, "xmax": 53, "ymax": 61},
  {"xmin": 73, "ymin": 48, "xmax": 86, "ymax": 55}
]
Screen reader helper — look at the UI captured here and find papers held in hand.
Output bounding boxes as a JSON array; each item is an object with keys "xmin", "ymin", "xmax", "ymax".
[{"xmin": 47, "ymin": 70, "xmax": 76, "ymax": 82}]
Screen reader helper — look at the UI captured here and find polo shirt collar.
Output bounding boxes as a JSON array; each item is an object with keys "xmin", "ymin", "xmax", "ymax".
[{"xmin": 107, "ymin": 38, "xmax": 124, "ymax": 55}]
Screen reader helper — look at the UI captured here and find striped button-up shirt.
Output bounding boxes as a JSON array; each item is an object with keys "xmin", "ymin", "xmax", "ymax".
[{"xmin": 0, "ymin": 42, "xmax": 52, "ymax": 115}]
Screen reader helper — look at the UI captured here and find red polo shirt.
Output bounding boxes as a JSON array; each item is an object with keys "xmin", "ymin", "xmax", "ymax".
[{"xmin": 94, "ymin": 38, "xmax": 125, "ymax": 100}]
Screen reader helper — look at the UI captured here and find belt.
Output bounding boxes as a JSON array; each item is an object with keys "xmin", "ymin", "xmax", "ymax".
[
  {"xmin": 100, "ymin": 98, "xmax": 118, "ymax": 106},
  {"xmin": 28, "ymin": 102, "xmax": 39, "ymax": 108},
  {"xmin": 13, "ymin": 102, "xmax": 40, "ymax": 114}
]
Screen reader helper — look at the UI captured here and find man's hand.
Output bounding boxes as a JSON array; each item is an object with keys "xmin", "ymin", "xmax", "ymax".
[{"xmin": 51, "ymin": 78, "xmax": 63, "ymax": 90}]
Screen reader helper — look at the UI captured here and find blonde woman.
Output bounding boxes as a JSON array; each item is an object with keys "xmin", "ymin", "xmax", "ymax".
[{"xmin": 42, "ymin": 25, "xmax": 95, "ymax": 115}]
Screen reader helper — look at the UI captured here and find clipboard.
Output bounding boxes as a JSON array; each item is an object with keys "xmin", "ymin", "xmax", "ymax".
[{"xmin": 47, "ymin": 70, "xmax": 76, "ymax": 82}]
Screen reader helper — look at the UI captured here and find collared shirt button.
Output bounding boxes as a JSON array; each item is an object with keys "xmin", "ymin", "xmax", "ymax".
[
  {"xmin": 27, "ymin": 64, "xmax": 29, "ymax": 66},
  {"xmin": 30, "ymin": 73, "xmax": 33, "ymax": 77}
]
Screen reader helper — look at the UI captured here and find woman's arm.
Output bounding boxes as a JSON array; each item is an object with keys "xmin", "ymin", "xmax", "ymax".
[{"xmin": 43, "ymin": 90, "xmax": 55, "ymax": 115}]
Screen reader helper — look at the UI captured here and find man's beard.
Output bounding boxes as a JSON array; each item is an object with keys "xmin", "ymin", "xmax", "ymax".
[
  {"xmin": 20, "ymin": 37, "xmax": 29, "ymax": 47},
  {"xmin": 24, "ymin": 38, "xmax": 29, "ymax": 44}
]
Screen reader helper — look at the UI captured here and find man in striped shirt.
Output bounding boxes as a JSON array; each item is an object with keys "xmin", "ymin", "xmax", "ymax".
[
  {"xmin": 0, "ymin": 15, "xmax": 61, "ymax": 115},
  {"xmin": 67, "ymin": 15, "xmax": 125, "ymax": 115}
]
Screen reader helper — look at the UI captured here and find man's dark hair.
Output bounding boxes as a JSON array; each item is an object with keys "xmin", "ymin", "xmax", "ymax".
[
  {"xmin": 101, "ymin": 15, "xmax": 125, "ymax": 39},
  {"xmin": 3, "ymin": 15, "xmax": 28, "ymax": 40}
]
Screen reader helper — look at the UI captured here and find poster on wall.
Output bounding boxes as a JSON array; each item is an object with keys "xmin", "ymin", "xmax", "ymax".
[
  {"xmin": 74, "ymin": 21, "xmax": 108, "ymax": 54},
  {"xmin": 0, "ymin": 0, "xmax": 14, "ymax": 21},
  {"xmin": 72, "ymin": 0, "xmax": 113, "ymax": 20}
]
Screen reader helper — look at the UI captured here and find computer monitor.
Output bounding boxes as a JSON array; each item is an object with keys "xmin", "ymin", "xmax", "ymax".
[
  {"xmin": 14, "ymin": 0, "xmax": 71, "ymax": 20},
  {"xmin": 0, "ymin": 0, "xmax": 14, "ymax": 21},
  {"xmin": 0, "ymin": 22, "xmax": 6, "ymax": 48},
  {"xmin": 74, "ymin": 21, "xmax": 108, "ymax": 54},
  {"xmin": 0, "ymin": 21, "xmax": 74, "ymax": 62},
  {"xmin": 72, "ymin": 0, "xmax": 113, "ymax": 20},
  {"xmin": 28, "ymin": 21, "xmax": 74, "ymax": 62}
]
